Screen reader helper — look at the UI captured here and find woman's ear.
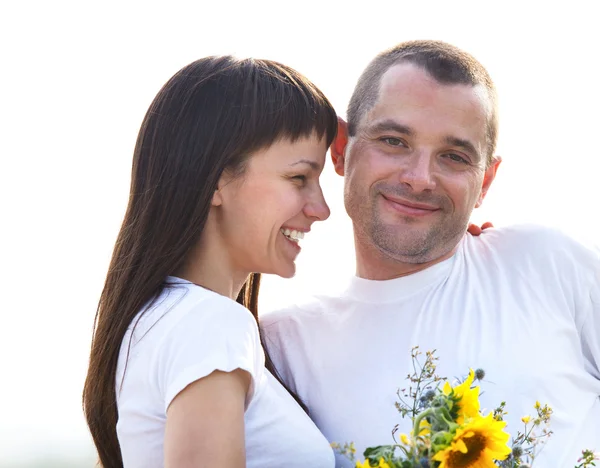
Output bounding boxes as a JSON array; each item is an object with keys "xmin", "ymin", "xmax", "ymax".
[
  {"xmin": 330, "ymin": 117, "xmax": 348, "ymax": 176},
  {"xmin": 212, "ymin": 171, "xmax": 233, "ymax": 207},
  {"xmin": 211, "ymin": 188, "xmax": 223, "ymax": 207}
]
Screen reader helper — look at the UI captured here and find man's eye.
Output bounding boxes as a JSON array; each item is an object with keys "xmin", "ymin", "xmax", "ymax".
[
  {"xmin": 382, "ymin": 137, "xmax": 404, "ymax": 147},
  {"xmin": 444, "ymin": 153, "xmax": 469, "ymax": 164},
  {"xmin": 292, "ymin": 175, "xmax": 307, "ymax": 183}
]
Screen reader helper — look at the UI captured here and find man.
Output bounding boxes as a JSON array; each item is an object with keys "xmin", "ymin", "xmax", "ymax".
[{"xmin": 261, "ymin": 40, "xmax": 600, "ymax": 466}]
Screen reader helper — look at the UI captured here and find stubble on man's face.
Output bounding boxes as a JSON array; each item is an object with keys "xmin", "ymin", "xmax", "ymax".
[
  {"xmin": 344, "ymin": 141, "xmax": 474, "ymax": 265},
  {"xmin": 343, "ymin": 63, "xmax": 491, "ymax": 267},
  {"xmin": 365, "ymin": 181, "xmax": 466, "ymax": 264}
]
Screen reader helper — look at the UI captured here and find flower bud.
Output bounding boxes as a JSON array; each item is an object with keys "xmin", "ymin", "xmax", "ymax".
[{"xmin": 512, "ymin": 445, "xmax": 524, "ymax": 458}]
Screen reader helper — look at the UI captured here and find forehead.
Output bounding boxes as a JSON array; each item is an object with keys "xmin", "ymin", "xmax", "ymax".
[
  {"xmin": 249, "ymin": 133, "xmax": 328, "ymax": 168},
  {"xmin": 365, "ymin": 63, "xmax": 490, "ymax": 148}
]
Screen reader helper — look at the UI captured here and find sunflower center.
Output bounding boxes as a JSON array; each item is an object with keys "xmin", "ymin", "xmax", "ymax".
[{"xmin": 447, "ymin": 434, "xmax": 486, "ymax": 467}]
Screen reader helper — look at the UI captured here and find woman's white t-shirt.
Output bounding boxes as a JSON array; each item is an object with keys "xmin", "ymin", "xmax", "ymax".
[{"xmin": 115, "ymin": 277, "xmax": 334, "ymax": 467}]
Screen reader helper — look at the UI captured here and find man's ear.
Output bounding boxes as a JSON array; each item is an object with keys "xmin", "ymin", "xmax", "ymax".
[
  {"xmin": 475, "ymin": 156, "xmax": 502, "ymax": 208},
  {"xmin": 330, "ymin": 117, "xmax": 349, "ymax": 176}
]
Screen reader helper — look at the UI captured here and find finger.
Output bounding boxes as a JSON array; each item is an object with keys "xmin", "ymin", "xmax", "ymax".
[{"xmin": 467, "ymin": 223, "xmax": 482, "ymax": 236}]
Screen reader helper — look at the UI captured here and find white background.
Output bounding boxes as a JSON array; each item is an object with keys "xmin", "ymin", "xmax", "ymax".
[{"xmin": 1, "ymin": 0, "xmax": 598, "ymax": 466}]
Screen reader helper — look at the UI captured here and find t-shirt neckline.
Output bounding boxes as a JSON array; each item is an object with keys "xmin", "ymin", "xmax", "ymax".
[{"xmin": 341, "ymin": 250, "xmax": 459, "ymax": 304}]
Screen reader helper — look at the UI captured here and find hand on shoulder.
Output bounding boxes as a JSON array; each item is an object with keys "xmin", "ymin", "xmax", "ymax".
[{"xmin": 467, "ymin": 221, "xmax": 494, "ymax": 236}]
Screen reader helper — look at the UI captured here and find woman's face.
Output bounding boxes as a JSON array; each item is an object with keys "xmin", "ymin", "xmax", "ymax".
[{"xmin": 216, "ymin": 133, "xmax": 331, "ymax": 278}]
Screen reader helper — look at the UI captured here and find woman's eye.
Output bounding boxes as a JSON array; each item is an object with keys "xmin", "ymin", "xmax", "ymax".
[
  {"xmin": 382, "ymin": 137, "xmax": 405, "ymax": 147},
  {"xmin": 292, "ymin": 175, "xmax": 307, "ymax": 183}
]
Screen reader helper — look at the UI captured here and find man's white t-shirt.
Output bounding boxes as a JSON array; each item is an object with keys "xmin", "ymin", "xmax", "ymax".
[
  {"xmin": 261, "ymin": 225, "xmax": 600, "ymax": 467},
  {"xmin": 115, "ymin": 277, "xmax": 334, "ymax": 468}
]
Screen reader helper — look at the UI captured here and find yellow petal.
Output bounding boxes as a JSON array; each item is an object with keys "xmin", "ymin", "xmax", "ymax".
[
  {"xmin": 453, "ymin": 369, "xmax": 475, "ymax": 395},
  {"xmin": 453, "ymin": 438, "xmax": 468, "ymax": 453},
  {"xmin": 419, "ymin": 419, "xmax": 431, "ymax": 436},
  {"xmin": 431, "ymin": 413, "xmax": 512, "ymax": 466}
]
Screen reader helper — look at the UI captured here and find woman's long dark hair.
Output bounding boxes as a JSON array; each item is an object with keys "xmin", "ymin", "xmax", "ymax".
[{"xmin": 82, "ymin": 56, "xmax": 337, "ymax": 468}]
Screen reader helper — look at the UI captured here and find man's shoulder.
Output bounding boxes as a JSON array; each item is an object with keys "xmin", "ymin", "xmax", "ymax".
[
  {"xmin": 260, "ymin": 295, "xmax": 340, "ymax": 365},
  {"xmin": 463, "ymin": 224, "xmax": 599, "ymax": 282},
  {"xmin": 471, "ymin": 223, "xmax": 597, "ymax": 258},
  {"xmin": 261, "ymin": 295, "xmax": 334, "ymax": 329},
  {"xmin": 481, "ymin": 223, "xmax": 572, "ymax": 244}
]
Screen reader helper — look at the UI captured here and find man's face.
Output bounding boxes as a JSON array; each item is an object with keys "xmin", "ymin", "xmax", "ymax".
[{"xmin": 343, "ymin": 62, "xmax": 498, "ymax": 264}]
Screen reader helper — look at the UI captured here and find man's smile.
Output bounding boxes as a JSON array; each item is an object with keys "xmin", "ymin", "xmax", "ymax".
[{"xmin": 381, "ymin": 193, "xmax": 440, "ymax": 217}]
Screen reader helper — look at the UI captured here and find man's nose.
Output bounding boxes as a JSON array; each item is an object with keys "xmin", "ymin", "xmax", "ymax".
[{"xmin": 398, "ymin": 152, "xmax": 436, "ymax": 192}]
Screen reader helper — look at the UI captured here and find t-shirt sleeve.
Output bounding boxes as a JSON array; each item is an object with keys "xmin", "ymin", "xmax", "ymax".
[
  {"xmin": 516, "ymin": 226, "xmax": 600, "ymax": 381},
  {"xmin": 579, "ymin": 244, "xmax": 600, "ymax": 380},
  {"xmin": 155, "ymin": 296, "xmax": 265, "ymax": 412}
]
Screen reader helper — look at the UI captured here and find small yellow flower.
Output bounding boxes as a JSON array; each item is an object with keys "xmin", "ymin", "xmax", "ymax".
[
  {"xmin": 355, "ymin": 459, "xmax": 390, "ymax": 468},
  {"xmin": 521, "ymin": 415, "xmax": 531, "ymax": 424},
  {"xmin": 443, "ymin": 369, "xmax": 481, "ymax": 423},
  {"xmin": 400, "ymin": 433, "xmax": 411, "ymax": 445},
  {"xmin": 534, "ymin": 400, "xmax": 541, "ymax": 409},
  {"xmin": 433, "ymin": 413, "xmax": 511, "ymax": 468}
]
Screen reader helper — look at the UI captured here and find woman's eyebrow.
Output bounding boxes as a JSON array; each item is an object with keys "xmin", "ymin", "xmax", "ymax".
[{"xmin": 290, "ymin": 159, "xmax": 320, "ymax": 171}]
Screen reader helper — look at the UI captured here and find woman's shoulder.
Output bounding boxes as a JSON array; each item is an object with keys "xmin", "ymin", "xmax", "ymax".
[
  {"xmin": 125, "ymin": 279, "xmax": 260, "ymax": 360},
  {"xmin": 159, "ymin": 277, "xmax": 258, "ymax": 330},
  {"xmin": 148, "ymin": 280, "xmax": 265, "ymax": 407}
]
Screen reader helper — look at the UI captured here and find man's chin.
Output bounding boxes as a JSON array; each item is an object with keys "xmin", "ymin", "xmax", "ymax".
[{"xmin": 374, "ymin": 227, "xmax": 458, "ymax": 264}]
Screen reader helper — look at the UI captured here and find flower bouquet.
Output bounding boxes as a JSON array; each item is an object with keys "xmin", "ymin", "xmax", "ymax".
[{"xmin": 333, "ymin": 347, "xmax": 598, "ymax": 468}]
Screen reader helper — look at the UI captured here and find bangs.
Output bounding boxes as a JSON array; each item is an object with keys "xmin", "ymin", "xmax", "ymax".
[{"xmin": 234, "ymin": 58, "xmax": 338, "ymax": 152}]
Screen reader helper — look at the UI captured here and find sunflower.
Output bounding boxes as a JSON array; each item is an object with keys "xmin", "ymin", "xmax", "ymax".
[
  {"xmin": 432, "ymin": 413, "xmax": 511, "ymax": 468},
  {"xmin": 443, "ymin": 369, "xmax": 480, "ymax": 423}
]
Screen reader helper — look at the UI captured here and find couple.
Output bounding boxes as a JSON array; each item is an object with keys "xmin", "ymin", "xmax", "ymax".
[{"xmin": 83, "ymin": 40, "xmax": 600, "ymax": 467}]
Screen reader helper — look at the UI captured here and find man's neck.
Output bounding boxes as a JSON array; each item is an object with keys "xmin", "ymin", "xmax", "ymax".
[{"xmin": 354, "ymin": 235, "xmax": 460, "ymax": 281}]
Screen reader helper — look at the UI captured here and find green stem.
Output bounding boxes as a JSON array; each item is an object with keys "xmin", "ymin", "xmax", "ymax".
[{"xmin": 412, "ymin": 408, "xmax": 434, "ymax": 441}]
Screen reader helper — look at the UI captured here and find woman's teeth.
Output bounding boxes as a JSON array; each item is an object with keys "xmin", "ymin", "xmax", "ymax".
[{"xmin": 280, "ymin": 228, "xmax": 305, "ymax": 243}]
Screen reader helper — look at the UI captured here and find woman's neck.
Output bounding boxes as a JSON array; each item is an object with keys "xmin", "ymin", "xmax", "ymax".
[{"xmin": 175, "ymin": 225, "xmax": 249, "ymax": 300}]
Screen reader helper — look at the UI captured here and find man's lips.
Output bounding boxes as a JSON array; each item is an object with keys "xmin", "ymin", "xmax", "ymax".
[{"xmin": 381, "ymin": 194, "xmax": 440, "ymax": 216}]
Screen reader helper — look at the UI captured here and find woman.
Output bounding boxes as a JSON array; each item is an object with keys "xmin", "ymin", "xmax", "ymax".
[{"xmin": 83, "ymin": 56, "xmax": 338, "ymax": 467}]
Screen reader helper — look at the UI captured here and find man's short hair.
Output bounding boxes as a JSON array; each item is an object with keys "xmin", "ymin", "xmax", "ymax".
[{"xmin": 347, "ymin": 40, "xmax": 498, "ymax": 165}]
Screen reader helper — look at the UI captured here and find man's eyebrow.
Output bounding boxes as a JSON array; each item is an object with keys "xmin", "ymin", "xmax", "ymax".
[
  {"xmin": 367, "ymin": 119, "xmax": 414, "ymax": 136},
  {"xmin": 290, "ymin": 159, "xmax": 321, "ymax": 170},
  {"xmin": 445, "ymin": 136, "xmax": 482, "ymax": 162}
]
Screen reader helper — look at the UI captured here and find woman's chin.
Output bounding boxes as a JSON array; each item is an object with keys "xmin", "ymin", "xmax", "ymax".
[
  {"xmin": 255, "ymin": 257, "xmax": 296, "ymax": 279},
  {"xmin": 274, "ymin": 262, "xmax": 296, "ymax": 279}
]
